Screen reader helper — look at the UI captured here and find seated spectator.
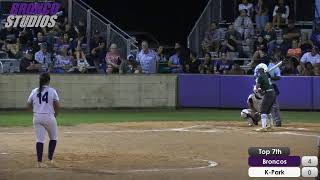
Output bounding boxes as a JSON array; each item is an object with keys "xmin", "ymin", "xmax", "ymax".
[
  {"xmin": 300, "ymin": 46, "xmax": 320, "ymax": 66},
  {"xmin": 260, "ymin": 22, "xmax": 277, "ymax": 43},
  {"xmin": 250, "ymin": 48, "xmax": 270, "ymax": 70},
  {"xmin": 91, "ymin": 40, "xmax": 107, "ymax": 73},
  {"xmin": 186, "ymin": 51, "xmax": 200, "ymax": 73},
  {"xmin": 254, "ymin": 0, "xmax": 269, "ymax": 31},
  {"xmin": 283, "ymin": 20, "xmax": 301, "ymax": 44},
  {"xmin": 201, "ymin": 22, "xmax": 224, "ymax": 52},
  {"xmin": 234, "ymin": 9, "xmax": 254, "ymax": 40},
  {"xmin": 239, "ymin": 0, "xmax": 253, "ymax": 17},
  {"xmin": 253, "ymin": 35, "xmax": 267, "ymax": 52},
  {"xmin": 32, "ymin": 31, "xmax": 47, "ymax": 52},
  {"xmin": 311, "ymin": 23, "xmax": 320, "ymax": 49},
  {"xmin": 68, "ymin": 47, "xmax": 90, "ymax": 73},
  {"xmin": 224, "ymin": 24, "xmax": 242, "ymax": 44},
  {"xmin": 52, "ymin": 48, "xmax": 73, "ymax": 73},
  {"xmin": 299, "ymin": 32, "xmax": 313, "ymax": 54},
  {"xmin": 35, "ymin": 43, "xmax": 52, "ymax": 72},
  {"xmin": 70, "ymin": 33, "xmax": 86, "ymax": 51},
  {"xmin": 56, "ymin": 33, "xmax": 72, "ymax": 51},
  {"xmin": 2, "ymin": 37, "xmax": 22, "ymax": 58},
  {"xmin": 119, "ymin": 55, "xmax": 140, "ymax": 74},
  {"xmin": 314, "ymin": 64, "xmax": 320, "ymax": 76},
  {"xmin": 0, "ymin": 27, "xmax": 19, "ymax": 46},
  {"xmin": 287, "ymin": 39, "xmax": 302, "ymax": 59},
  {"xmin": 157, "ymin": 46, "xmax": 168, "ymax": 63},
  {"xmin": 215, "ymin": 52, "xmax": 233, "ymax": 74},
  {"xmin": 168, "ymin": 44, "xmax": 183, "ymax": 73},
  {"xmin": 268, "ymin": 36, "xmax": 289, "ymax": 56},
  {"xmin": 272, "ymin": 0, "xmax": 289, "ymax": 28},
  {"xmin": 199, "ymin": 52, "xmax": 214, "ymax": 74},
  {"xmin": 136, "ymin": 41, "xmax": 159, "ymax": 74},
  {"xmin": 281, "ymin": 57, "xmax": 299, "ymax": 75},
  {"xmin": 64, "ymin": 24, "xmax": 77, "ymax": 39},
  {"xmin": 105, "ymin": 43, "xmax": 121, "ymax": 74},
  {"xmin": 301, "ymin": 62, "xmax": 315, "ymax": 76},
  {"xmin": 228, "ymin": 63, "xmax": 246, "ymax": 75},
  {"xmin": 19, "ymin": 49, "xmax": 41, "ymax": 73}
]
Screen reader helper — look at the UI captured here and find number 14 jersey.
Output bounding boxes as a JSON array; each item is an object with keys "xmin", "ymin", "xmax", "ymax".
[{"xmin": 27, "ymin": 85, "xmax": 59, "ymax": 114}]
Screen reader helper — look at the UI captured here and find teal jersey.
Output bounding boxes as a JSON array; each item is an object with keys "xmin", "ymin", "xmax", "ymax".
[{"xmin": 257, "ymin": 73, "xmax": 274, "ymax": 91}]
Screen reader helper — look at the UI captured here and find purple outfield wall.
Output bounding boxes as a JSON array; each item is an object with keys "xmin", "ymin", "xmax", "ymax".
[{"xmin": 178, "ymin": 75, "xmax": 320, "ymax": 110}]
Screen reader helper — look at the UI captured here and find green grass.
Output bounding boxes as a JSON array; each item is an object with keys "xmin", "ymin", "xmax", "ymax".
[{"xmin": 0, "ymin": 109, "xmax": 319, "ymax": 127}]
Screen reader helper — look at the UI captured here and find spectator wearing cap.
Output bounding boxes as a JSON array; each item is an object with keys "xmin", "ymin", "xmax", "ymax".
[
  {"xmin": 283, "ymin": 20, "xmax": 301, "ymax": 44},
  {"xmin": 136, "ymin": 41, "xmax": 159, "ymax": 74},
  {"xmin": 52, "ymin": 47, "xmax": 73, "ymax": 73},
  {"xmin": 105, "ymin": 43, "xmax": 121, "ymax": 74},
  {"xmin": 35, "ymin": 43, "xmax": 52, "ymax": 72},
  {"xmin": 311, "ymin": 24, "xmax": 320, "ymax": 49},
  {"xmin": 239, "ymin": 0, "xmax": 253, "ymax": 17},
  {"xmin": 300, "ymin": 46, "xmax": 320, "ymax": 67},
  {"xmin": 168, "ymin": 43, "xmax": 184, "ymax": 73},
  {"xmin": 234, "ymin": 9, "xmax": 254, "ymax": 40},
  {"xmin": 20, "ymin": 49, "xmax": 41, "ymax": 73},
  {"xmin": 254, "ymin": 0, "xmax": 269, "ymax": 31},
  {"xmin": 272, "ymin": 0, "xmax": 289, "ymax": 28},
  {"xmin": 202, "ymin": 22, "xmax": 224, "ymax": 52}
]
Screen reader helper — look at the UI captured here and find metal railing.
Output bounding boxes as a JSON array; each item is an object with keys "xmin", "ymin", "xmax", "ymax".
[
  {"xmin": 69, "ymin": 0, "xmax": 138, "ymax": 57},
  {"xmin": 187, "ymin": 0, "xmax": 222, "ymax": 57}
]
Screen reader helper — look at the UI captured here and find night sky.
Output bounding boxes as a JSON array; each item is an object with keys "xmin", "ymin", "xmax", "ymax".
[{"xmin": 88, "ymin": 0, "xmax": 209, "ymax": 46}]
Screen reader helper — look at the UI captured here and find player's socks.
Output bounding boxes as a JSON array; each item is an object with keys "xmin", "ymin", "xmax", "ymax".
[
  {"xmin": 48, "ymin": 140, "xmax": 57, "ymax": 160},
  {"xmin": 261, "ymin": 114, "xmax": 267, "ymax": 129},
  {"xmin": 268, "ymin": 113, "xmax": 274, "ymax": 128},
  {"xmin": 36, "ymin": 142, "xmax": 44, "ymax": 162}
]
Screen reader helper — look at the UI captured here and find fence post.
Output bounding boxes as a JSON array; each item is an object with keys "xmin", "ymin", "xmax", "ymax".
[
  {"xmin": 126, "ymin": 39, "xmax": 131, "ymax": 56},
  {"xmin": 86, "ymin": 9, "xmax": 91, "ymax": 53},
  {"xmin": 68, "ymin": 0, "xmax": 72, "ymax": 24},
  {"xmin": 106, "ymin": 24, "xmax": 111, "ymax": 47}
]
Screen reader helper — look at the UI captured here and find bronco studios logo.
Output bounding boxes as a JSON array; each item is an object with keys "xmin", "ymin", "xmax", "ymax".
[{"xmin": 5, "ymin": 2, "xmax": 61, "ymax": 28}]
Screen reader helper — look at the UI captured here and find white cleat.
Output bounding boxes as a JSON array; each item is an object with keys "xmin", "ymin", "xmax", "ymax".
[
  {"xmin": 36, "ymin": 162, "xmax": 47, "ymax": 168},
  {"xmin": 47, "ymin": 160, "xmax": 57, "ymax": 168},
  {"xmin": 255, "ymin": 128, "xmax": 268, "ymax": 132}
]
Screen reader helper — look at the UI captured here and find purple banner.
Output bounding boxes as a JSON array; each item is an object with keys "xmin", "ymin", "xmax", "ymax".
[
  {"xmin": 178, "ymin": 74, "xmax": 220, "ymax": 107},
  {"xmin": 248, "ymin": 156, "xmax": 301, "ymax": 167},
  {"xmin": 178, "ymin": 75, "xmax": 320, "ymax": 110},
  {"xmin": 313, "ymin": 77, "xmax": 320, "ymax": 110}
]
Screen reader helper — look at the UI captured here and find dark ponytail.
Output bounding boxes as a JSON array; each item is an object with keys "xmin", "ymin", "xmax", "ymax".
[{"xmin": 38, "ymin": 72, "xmax": 50, "ymax": 93}]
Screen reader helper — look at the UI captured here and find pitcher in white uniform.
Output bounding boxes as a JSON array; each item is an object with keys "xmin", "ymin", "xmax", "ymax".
[{"xmin": 27, "ymin": 72, "xmax": 60, "ymax": 168}]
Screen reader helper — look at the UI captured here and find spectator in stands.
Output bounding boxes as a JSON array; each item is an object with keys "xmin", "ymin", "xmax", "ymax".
[
  {"xmin": 283, "ymin": 20, "xmax": 301, "ymax": 44},
  {"xmin": 253, "ymin": 35, "xmax": 267, "ymax": 52},
  {"xmin": 268, "ymin": 36, "xmax": 289, "ymax": 56},
  {"xmin": 272, "ymin": 0, "xmax": 289, "ymax": 28},
  {"xmin": 35, "ymin": 43, "xmax": 52, "ymax": 72},
  {"xmin": 68, "ymin": 47, "xmax": 90, "ymax": 73},
  {"xmin": 228, "ymin": 63, "xmax": 246, "ymax": 75},
  {"xmin": 32, "ymin": 32, "xmax": 47, "ymax": 52},
  {"xmin": 219, "ymin": 38, "xmax": 237, "ymax": 53},
  {"xmin": 70, "ymin": 33, "xmax": 86, "ymax": 51},
  {"xmin": 52, "ymin": 47, "xmax": 73, "ymax": 73},
  {"xmin": 89, "ymin": 30, "xmax": 102, "ymax": 52},
  {"xmin": 74, "ymin": 18, "xmax": 86, "ymax": 37},
  {"xmin": 301, "ymin": 62, "xmax": 315, "ymax": 76},
  {"xmin": 187, "ymin": 51, "xmax": 200, "ymax": 73},
  {"xmin": 0, "ymin": 27, "xmax": 19, "ymax": 46},
  {"xmin": 65, "ymin": 24, "xmax": 77, "ymax": 39},
  {"xmin": 287, "ymin": 39, "xmax": 302, "ymax": 59},
  {"xmin": 314, "ymin": 64, "xmax": 320, "ymax": 76},
  {"xmin": 254, "ymin": 0, "xmax": 269, "ymax": 31},
  {"xmin": 119, "ymin": 55, "xmax": 140, "ymax": 74},
  {"xmin": 105, "ymin": 43, "xmax": 121, "ymax": 74},
  {"xmin": 2, "ymin": 37, "xmax": 22, "ymax": 58},
  {"xmin": 136, "ymin": 41, "xmax": 158, "ymax": 74},
  {"xmin": 300, "ymin": 46, "xmax": 320, "ymax": 67},
  {"xmin": 199, "ymin": 52, "xmax": 214, "ymax": 74},
  {"xmin": 157, "ymin": 46, "xmax": 168, "ymax": 63},
  {"xmin": 224, "ymin": 24, "xmax": 242, "ymax": 44},
  {"xmin": 260, "ymin": 22, "xmax": 277, "ymax": 43},
  {"xmin": 168, "ymin": 43, "xmax": 183, "ymax": 73},
  {"xmin": 234, "ymin": 9, "xmax": 254, "ymax": 40},
  {"xmin": 55, "ymin": 33, "xmax": 72, "ymax": 52},
  {"xmin": 250, "ymin": 48, "xmax": 270, "ymax": 72},
  {"xmin": 202, "ymin": 22, "xmax": 224, "ymax": 52},
  {"xmin": 91, "ymin": 40, "xmax": 107, "ymax": 73},
  {"xmin": 19, "ymin": 49, "xmax": 41, "ymax": 73},
  {"xmin": 299, "ymin": 32, "xmax": 313, "ymax": 54},
  {"xmin": 281, "ymin": 57, "xmax": 299, "ymax": 75},
  {"xmin": 311, "ymin": 23, "xmax": 320, "ymax": 49},
  {"xmin": 239, "ymin": 0, "xmax": 253, "ymax": 17},
  {"xmin": 215, "ymin": 52, "xmax": 233, "ymax": 74}
]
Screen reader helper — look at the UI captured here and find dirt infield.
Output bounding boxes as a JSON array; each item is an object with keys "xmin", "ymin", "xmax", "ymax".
[{"xmin": 0, "ymin": 121, "xmax": 319, "ymax": 180}]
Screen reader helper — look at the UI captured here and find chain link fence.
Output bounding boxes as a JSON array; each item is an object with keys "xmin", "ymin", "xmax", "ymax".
[{"xmin": 187, "ymin": 0, "xmax": 221, "ymax": 57}]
